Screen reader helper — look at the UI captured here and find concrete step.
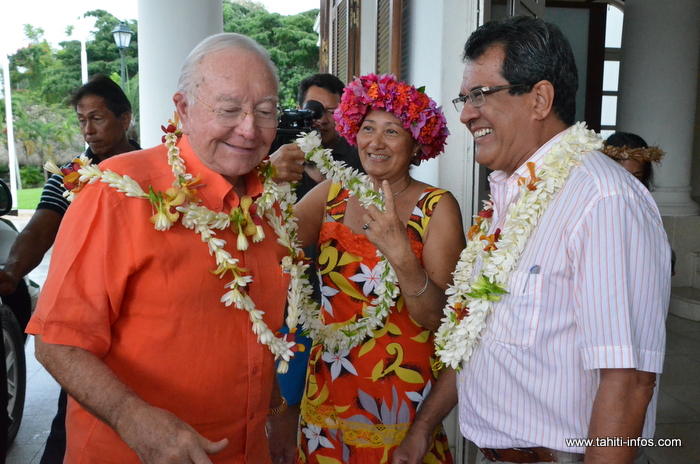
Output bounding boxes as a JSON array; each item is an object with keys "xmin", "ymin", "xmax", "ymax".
[{"xmin": 670, "ymin": 286, "xmax": 700, "ymax": 321}]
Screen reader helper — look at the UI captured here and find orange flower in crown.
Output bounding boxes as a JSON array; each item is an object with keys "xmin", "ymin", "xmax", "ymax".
[{"xmin": 335, "ymin": 73, "xmax": 450, "ymax": 162}]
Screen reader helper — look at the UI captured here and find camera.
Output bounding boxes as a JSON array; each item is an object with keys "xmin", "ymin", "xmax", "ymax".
[{"xmin": 269, "ymin": 100, "xmax": 325, "ymax": 154}]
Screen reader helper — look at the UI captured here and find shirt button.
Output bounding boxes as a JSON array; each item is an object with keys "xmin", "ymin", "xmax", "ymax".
[
  {"xmin": 252, "ymin": 367, "xmax": 259, "ymax": 374},
  {"xmin": 249, "ymin": 412, "xmax": 255, "ymax": 420}
]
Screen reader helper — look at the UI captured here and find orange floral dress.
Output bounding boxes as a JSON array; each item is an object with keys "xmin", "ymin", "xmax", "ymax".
[{"xmin": 298, "ymin": 183, "xmax": 453, "ymax": 464}]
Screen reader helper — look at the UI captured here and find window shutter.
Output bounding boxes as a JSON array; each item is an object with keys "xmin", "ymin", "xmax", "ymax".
[
  {"xmin": 328, "ymin": 0, "xmax": 360, "ymax": 83},
  {"xmin": 376, "ymin": 0, "xmax": 403, "ymax": 77}
]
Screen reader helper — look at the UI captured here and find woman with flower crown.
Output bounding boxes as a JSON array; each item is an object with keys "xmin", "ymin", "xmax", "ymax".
[{"xmin": 291, "ymin": 74, "xmax": 465, "ymax": 464}]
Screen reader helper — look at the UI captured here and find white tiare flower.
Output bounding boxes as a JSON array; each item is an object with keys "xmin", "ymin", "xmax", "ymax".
[{"xmin": 296, "ymin": 130, "xmax": 323, "ymax": 153}]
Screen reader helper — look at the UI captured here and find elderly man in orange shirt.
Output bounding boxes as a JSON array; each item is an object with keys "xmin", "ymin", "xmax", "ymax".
[{"xmin": 26, "ymin": 33, "xmax": 296, "ymax": 464}]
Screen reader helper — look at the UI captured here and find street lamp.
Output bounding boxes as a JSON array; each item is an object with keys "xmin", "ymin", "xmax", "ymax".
[{"xmin": 111, "ymin": 22, "xmax": 133, "ymax": 90}]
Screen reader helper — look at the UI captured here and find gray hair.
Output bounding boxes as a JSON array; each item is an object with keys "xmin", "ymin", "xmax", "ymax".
[{"xmin": 177, "ymin": 33, "xmax": 279, "ymax": 103}]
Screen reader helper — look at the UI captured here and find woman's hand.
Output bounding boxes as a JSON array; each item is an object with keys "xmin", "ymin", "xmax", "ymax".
[
  {"xmin": 361, "ymin": 180, "xmax": 466, "ymax": 331},
  {"xmin": 361, "ymin": 180, "xmax": 413, "ymax": 263}
]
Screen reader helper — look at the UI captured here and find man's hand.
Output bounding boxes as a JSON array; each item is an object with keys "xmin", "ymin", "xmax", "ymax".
[
  {"xmin": 118, "ymin": 403, "xmax": 228, "ymax": 464},
  {"xmin": 0, "ymin": 208, "xmax": 64, "ymax": 295},
  {"xmin": 35, "ymin": 336, "xmax": 228, "ymax": 464},
  {"xmin": 391, "ymin": 423, "xmax": 433, "ymax": 464},
  {"xmin": 0, "ymin": 270, "xmax": 21, "ymax": 295},
  {"xmin": 392, "ymin": 368, "xmax": 458, "ymax": 464},
  {"xmin": 270, "ymin": 143, "xmax": 306, "ymax": 183}
]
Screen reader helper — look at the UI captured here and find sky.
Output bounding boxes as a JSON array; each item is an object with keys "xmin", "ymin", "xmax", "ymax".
[{"xmin": 0, "ymin": 0, "xmax": 320, "ymax": 54}]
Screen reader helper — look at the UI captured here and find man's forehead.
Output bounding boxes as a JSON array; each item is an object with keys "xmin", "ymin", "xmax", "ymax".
[
  {"xmin": 304, "ymin": 85, "xmax": 340, "ymax": 107},
  {"xmin": 461, "ymin": 49, "xmax": 505, "ymax": 90},
  {"xmin": 196, "ymin": 49, "xmax": 277, "ymax": 101},
  {"xmin": 76, "ymin": 96, "xmax": 109, "ymax": 113}
]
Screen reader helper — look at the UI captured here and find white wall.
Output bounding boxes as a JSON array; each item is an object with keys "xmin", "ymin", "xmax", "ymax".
[
  {"xmin": 138, "ymin": 0, "xmax": 223, "ymax": 148},
  {"xmin": 408, "ymin": 0, "xmax": 479, "ymax": 223}
]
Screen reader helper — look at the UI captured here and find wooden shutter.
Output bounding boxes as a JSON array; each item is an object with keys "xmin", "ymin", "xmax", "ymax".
[
  {"xmin": 376, "ymin": 0, "xmax": 403, "ymax": 77},
  {"xmin": 326, "ymin": 0, "xmax": 360, "ymax": 83}
]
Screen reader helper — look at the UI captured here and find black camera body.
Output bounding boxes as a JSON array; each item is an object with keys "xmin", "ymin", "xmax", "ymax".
[{"xmin": 269, "ymin": 100, "xmax": 325, "ymax": 154}]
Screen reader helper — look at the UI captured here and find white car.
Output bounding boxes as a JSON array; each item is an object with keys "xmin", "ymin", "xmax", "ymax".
[{"xmin": 0, "ymin": 178, "xmax": 41, "ymax": 447}]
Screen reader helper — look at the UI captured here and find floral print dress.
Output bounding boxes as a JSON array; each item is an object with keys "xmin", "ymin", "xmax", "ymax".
[{"xmin": 298, "ymin": 183, "xmax": 453, "ymax": 464}]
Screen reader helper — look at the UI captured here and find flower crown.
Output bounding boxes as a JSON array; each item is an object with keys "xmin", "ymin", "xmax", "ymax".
[
  {"xmin": 602, "ymin": 143, "xmax": 665, "ymax": 163},
  {"xmin": 334, "ymin": 73, "xmax": 449, "ymax": 162}
]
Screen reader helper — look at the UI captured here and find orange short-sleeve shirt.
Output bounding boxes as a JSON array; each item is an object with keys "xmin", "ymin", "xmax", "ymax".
[{"xmin": 27, "ymin": 136, "xmax": 289, "ymax": 463}]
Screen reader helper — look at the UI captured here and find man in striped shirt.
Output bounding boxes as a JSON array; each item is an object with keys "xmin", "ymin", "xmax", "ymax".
[
  {"xmin": 0, "ymin": 74, "xmax": 139, "ymax": 464},
  {"xmin": 394, "ymin": 16, "xmax": 670, "ymax": 464}
]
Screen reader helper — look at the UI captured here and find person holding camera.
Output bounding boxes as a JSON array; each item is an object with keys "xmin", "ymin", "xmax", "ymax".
[{"xmin": 271, "ymin": 73, "xmax": 364, "ymax": 198}]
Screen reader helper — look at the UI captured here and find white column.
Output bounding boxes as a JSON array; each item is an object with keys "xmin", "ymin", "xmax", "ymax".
[
  {"xmin": 138, "ymin": 0, "xmax": 223, "ymax": 148},
  {"xmin": 616, "ymin": 0, "xmax": 700, "ymax": 216},
  {"xmin": 2, "ymin": 54, "xmax": 18, "ymax": 206}
]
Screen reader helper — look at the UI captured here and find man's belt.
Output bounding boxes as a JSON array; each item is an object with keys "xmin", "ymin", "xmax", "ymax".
[{"xmin": 479, "ymin": 447, "xmax": 585, "ymax": 463}]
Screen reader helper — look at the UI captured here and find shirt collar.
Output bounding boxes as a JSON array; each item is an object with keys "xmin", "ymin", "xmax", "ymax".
[
  {"xmin": 488, "ymin": 127, "xmax": 572, "ymax": 218},
  {"xmin": 176, "ymin": 135, "xmax": 264, "ymax": 211},
  {"xmin": 489, "ymin": 127, "xmax": 571, "ymax": 188}
]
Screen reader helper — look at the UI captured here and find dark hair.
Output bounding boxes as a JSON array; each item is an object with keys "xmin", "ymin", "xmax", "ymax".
[
  {"xmin": 463, "ymin": 15, "xmax": 578, "ymax": 126},
  {"xmin": 70, "ymin": 74, "xmax": 132, "ymax": 117},
  {"xmin": 297, "ymin": 73, "xmax": 345, "ymax": 106},
  {"xmin": 606, "ymin": 131, "xmax": 654, "ymax": 188}
]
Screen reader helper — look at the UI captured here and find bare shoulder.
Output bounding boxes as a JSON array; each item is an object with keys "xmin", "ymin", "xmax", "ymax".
[
  {"xmin": 294, "ymin": 179, "xmax": 334, "ymax": 248},
  {"xmin": 296, "ymin": 179, "xmax": 333, "ymax": 216},
  {"xmin": 422, "ymin": 188, "xmax": 465, "ymax": 243}
]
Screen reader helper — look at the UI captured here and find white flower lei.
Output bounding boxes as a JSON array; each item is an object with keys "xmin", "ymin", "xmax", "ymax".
[
  {"xmin": 46, "ymin": 129, "xmax": 311, "ymax": 374},
  {"xmin": 293, "ymin": 131, "xmax": 400, "ymax": 354},
  {"xmin": 435, "ymin": 123, "xmax": 603, "ymax": 370}
]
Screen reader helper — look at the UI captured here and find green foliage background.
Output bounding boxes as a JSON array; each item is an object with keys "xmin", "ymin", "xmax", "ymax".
[{"xmin": 223, "ymin": 0, "xmax": 320, "ymax": 108}]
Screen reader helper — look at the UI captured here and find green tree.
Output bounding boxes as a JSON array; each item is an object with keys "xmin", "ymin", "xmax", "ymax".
[
  {"xmin": 10, "ymin": 90, "xmax": 82, "ymax": 171},
  {"xmin": 9, "ymin": 10, "xmax": 139, "ymax": 106},
  {"xmin": 6, "ymin": 10, "xmax": 140, "ymax": 172},
  {"xmin": 83, "ymin": 10, "xmax": 138, "ymax": 81},
  {"xmin": 40, "ymin": 10, "xmax": 139, "ymax": 105},
  {"xmin": 9, "ymin": 26, "xmax": 56, "ymax": 92},
  {"xmin": 223, "ymin": 0, "xmax": 320, "ymax": 108}
]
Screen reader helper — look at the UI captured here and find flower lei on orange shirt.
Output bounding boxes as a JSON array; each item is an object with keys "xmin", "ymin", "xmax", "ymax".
[
  {"xmin": 44, "ymin": 115, "xmax": 311, "ymax": 373},
  {"xmin": 434, "ymin": 123, "xmax": 603, "ymax": 370}
]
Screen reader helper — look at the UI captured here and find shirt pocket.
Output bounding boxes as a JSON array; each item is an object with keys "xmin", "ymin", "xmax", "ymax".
[{"xmin": 487, "ymin": 270, "xmax": 542, "ymax": 349}]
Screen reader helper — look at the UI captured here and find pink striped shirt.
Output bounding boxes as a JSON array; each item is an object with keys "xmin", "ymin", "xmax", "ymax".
[{"xmin": 457, "ymin": 128, "xmax": 671, "ymax": 453}]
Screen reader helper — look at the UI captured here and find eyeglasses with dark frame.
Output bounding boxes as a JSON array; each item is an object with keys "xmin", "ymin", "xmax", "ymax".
[
  {"xmin": 187, "ymin": 92, "xmax": 279, "ymax": 129},
  {"xmin": 452, "ymin": 84, "xmax": 530, "ymax": 111}
]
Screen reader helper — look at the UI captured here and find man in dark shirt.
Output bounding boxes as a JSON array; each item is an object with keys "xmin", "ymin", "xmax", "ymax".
[
  {"xmin": 0, "ymin": 74, "xmax": 140, "ymax": 464},
  {"xmin": 270, "ymin": 73, "xmax": 363, "ymax": 197}
]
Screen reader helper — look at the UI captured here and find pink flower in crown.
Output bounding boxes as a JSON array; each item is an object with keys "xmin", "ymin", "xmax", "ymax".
[{"xmin": 335, "ymin": 73, "xmax": 449, "ymax": 161}]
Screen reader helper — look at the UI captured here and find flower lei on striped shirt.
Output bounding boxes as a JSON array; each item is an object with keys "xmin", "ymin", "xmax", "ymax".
[
  {"xmin": 293, "ymin": 131, "xmax": 400, "ymax": 354},
  {"xmin": 44, "ymin": 115, "xmax": 310, "ymax": 374},
  {"xmin": 434, "ymin": 123, "xmax": 603, "ymax": 370}
]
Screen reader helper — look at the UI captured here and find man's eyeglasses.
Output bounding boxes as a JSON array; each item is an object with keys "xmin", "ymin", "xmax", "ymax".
[
  {"xmin": 188, "ymin": 92, "xmax": 279, "ymax": 129},
  {"xmin": 452, "ymin": 84, "xmax": 530, "ymax": 111}
]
